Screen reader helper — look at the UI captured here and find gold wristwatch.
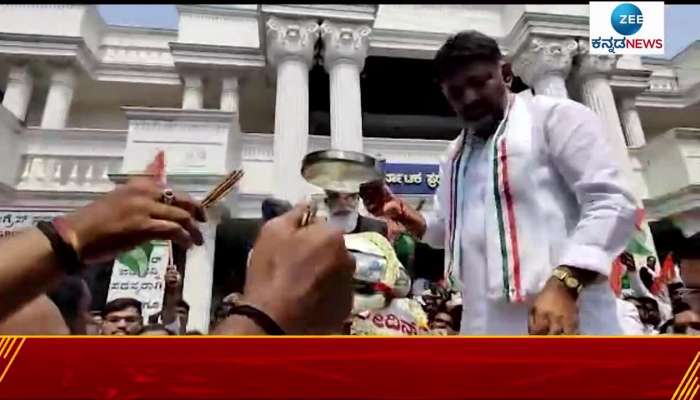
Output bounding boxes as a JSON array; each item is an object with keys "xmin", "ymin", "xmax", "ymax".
[{"xmin": 551, "ymin": 266, "xmax": 584, "ymax": 294}]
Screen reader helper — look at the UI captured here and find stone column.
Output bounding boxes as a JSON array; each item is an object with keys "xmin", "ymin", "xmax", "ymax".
[
  {"xmin": 220, "ymin": 77, "xmax": 239, "ymax": 113},
  {"xmin": 266, "ymin": 16, "xmax": 320, "ymax": 203},
  {"xmin": 573, "ymin": 41, "xmax": 628, "ymax": 166},
  {"xmin": 221, "ymin": 76, "xmax": 243, "ymax": 216},
  {"xmin": 321, "ymin": 21, "xmax": 371, "ymax": 152},
  {"xmin": 2, "ymin": 63, "xmax": 33, "ymax": 121},
  {"xmin": 221, "ymin": 76, "xmax": 241, "ymax": 168},
  {"xmin": 182, "ymin": 219, "xmax": 217, "ymax": 333},
  {"xmin": 574, "ymin": 41, "xmax": 659, "ymax": 279},
  {"xmin": 40, "ymin": 66, "xmax": 76, "ymax": 129},
  {"xmin": 182, "ymin": 74, "xmax": 204, "ymax": 110},
  {"xmin": 511, "ymin": 36, "xmax": 578, "ymax": 98},
  {"xmin": 617, "ymin": 96, "xmax": 646, "ymax": 148}
]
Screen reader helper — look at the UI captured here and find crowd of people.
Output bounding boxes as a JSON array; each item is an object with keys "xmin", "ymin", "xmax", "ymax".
[
  {"xmin": 1, "ymin": 29, "xmax": 698, "ymax": 337},
  {"xmin": 614, "ymin": 252, "xmax": 700, "ymax": 335}
]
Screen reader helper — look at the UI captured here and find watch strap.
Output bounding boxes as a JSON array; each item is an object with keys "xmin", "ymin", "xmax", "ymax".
[{"xmin": 552, "ymin": 266, "xmax": 583, "ymax": 294}]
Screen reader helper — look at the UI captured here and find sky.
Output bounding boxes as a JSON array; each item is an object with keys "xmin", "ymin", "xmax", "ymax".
[{"xmin": 97, "ymin": 4, "xmax": 700, "ymax": 59}]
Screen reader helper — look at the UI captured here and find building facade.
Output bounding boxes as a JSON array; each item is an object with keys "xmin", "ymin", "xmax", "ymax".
[{"xmin": 1, "ymin": 4, "xmax": 699, "ymax": 331}]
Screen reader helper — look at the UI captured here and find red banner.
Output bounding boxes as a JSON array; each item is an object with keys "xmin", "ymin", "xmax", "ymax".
[{"xmin": 0, "ymin": 337, "xmax": 698, "ymax": 399}]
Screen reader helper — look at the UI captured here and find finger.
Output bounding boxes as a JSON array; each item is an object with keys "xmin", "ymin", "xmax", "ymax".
[
  {"xmin": 281, "ymin": 202, "xmax": 311, "ymax": 227},
  {"xmin": 548, "ymin": 316, "xmax": 565, "ymax": 335},
  {"xmin": 563, "ymin": 315, "xmax": 579, "ymax": 335},
  {"xmin": 528, "ymin": 309, "xmax": 550, "ymax": 335},
  {"xmin": 379, "ymin": 183, "xmax": 394, "ymax": 198},
  {"xmin": 256, "ymin": 203, "xmax": 309, "ymax": 245},
  {"xmin": 148, "ymin": 202, "xmax": 204, "ymax": 246},
  {"xmin": 383, "ymin": 201, "xmax": 403, "ymax": 219},
  {"xmin": 141, "ymin": 219, "xmax": 194, "ymax": 249},
  {"xmin": 171, "ymin": 191, "xmax": 207, "ymax": 223},
  {"xmin": 126, "ymin": 177, "xmax": 164, "ymax": 196},
  {"xmin": 304, "ymin": 211, "xmax": 326, "ymax": 227}
]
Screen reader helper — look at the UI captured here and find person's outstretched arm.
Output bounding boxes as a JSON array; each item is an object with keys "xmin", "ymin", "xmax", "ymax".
[{"xmin": 0, "ymin": 178, "xmax": 205, "ymax": 322}]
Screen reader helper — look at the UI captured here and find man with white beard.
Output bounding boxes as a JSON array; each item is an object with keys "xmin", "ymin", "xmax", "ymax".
[{"xmin": 325, "ymin": 190, "xmax": 388, "ymax": 236}]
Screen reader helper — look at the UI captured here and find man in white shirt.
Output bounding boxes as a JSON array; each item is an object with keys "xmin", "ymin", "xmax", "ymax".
[{"xmin": 362, "ymin": 30, "xmax": 637, "ymax": 335}]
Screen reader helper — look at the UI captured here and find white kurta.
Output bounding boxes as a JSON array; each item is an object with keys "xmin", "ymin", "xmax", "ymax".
[
  {"xmin": 453, "ymin": 136, "xmax": 537, "ymax": 333},
  {"xmin": 423, "ymin": 94, "xmax": 637, "ymax": 335}
]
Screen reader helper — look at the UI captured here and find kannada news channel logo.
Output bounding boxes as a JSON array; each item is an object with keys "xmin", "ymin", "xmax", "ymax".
[{"xmin": 589, "ymin": 2, "xmax": 665, "ymax": 55}]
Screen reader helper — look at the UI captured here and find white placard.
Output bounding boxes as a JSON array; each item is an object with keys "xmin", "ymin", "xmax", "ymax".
[{"xmin": 106, "ymin": 241, "xmax": 170, "ymax": 323}]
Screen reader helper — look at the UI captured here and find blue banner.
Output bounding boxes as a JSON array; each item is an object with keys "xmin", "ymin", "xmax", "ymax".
[{"xmin": 381, "ymin": 163, "xmax": 440, "ymax": 195}]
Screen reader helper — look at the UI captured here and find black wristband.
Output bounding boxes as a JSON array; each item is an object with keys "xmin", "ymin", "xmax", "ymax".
[
  {"xmin": 227, "ymin": 304, "xmax": 286, "ymax": 335},
  {"xmin": 36, "ymin": 221, "xmax": 84, "ymax": 275}
]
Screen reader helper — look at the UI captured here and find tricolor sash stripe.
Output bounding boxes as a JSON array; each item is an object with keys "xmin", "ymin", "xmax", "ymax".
[
  {"xmin": 498, "ymin": 135, "xmax": 522, "ymax": 302},
  {"xmin": 445, "ymin": 93, "xmax": 523, "ymax": 301},
  {"xmin": 492, "ymin": 130, "xmax": 510, "ymax": 300},
  {"xmin": 446, "ymin": 139, "xmax": 465, "ymax": 281}
]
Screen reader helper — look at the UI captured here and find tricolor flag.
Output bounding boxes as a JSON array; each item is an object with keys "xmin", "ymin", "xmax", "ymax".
[
  {"xmin": 610, "ymin": 258, "xmax": 624, "ymax": 297},
  {"xmin": 660, "ymin": 252, "xmax": 676, "ymax": 283},
  {"xmin": 625, "ymin": 208, "xmax": 654, "ymax": 256}
]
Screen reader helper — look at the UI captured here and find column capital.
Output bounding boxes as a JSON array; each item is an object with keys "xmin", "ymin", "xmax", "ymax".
[
  {"xmin": 573, "ymin": 39, "xmax": 619, "ymax": 80},
  {"xmin": 511, "ymin": 36, "xmax": 578, "ymax": 86},
  {"xmin": 266, "ymin": 16, "xmax": 320, "ymax": 68},
  {"xmin": 222, "ymin": 76, "xmax": 239, "ymax": 92},
  {"xmin": 48, "ymin": 66, "xmax": 77, "ymax": 88},
  {"xmin": 7, "ymin": 63, "xmax": 33, "ymax": 83},
  {"xmin": 183, "ymin": 74, "xmax": 203, "ymax": 89},
  {"xmin": 320, "ymin": 21, "xmax": 371, "ymax": 71},
  {"xmin": 220, "ymin": 76, "xmax": 240, "ymax": 113},
  {"xmin": 617, "ymin": 95, "xmax": 637, "ymax": 112},
  {"xmin": 616, "ymin": 54, "xmax": 644, "ymax": 70}
]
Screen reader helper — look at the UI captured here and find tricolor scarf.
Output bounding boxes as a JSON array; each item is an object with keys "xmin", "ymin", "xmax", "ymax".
[{"xmin": 444, "ymin": 93, "xmax": 550, "ymax": 303}]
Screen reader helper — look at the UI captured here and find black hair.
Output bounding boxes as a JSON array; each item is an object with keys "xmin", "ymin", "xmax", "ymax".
[
  {"xmin": 635, "ymin": 296, "xmax": 661, "ymax": 328},
  {"xmin": 102, "ymin": 297, "xmax": 142, "ymax": 318},
  {"xmin": 433, "ymin": 30, "xmax": 503, "ymax": 83},
  {"xmin": 636, "ymin": 296, "xmax": 660, "ymax": 309},
  {"xmin": 47, "ymin": 275, "xmax": 88, "ymax": 334},
  {"xmin": 138, "ymin": 324, "xmax": 175, "ymax": 336},
  {"xmin": 667, "ymin": 282, "xmax": 692, "ymax": 314}
]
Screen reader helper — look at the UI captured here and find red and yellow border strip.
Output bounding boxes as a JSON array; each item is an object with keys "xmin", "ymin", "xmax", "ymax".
[
  {"xmin": 0, "ymin": 337, "xmax": 25, "ymax": 384},
  {"xmin": 0, "ymin": 336, "xmax": 697, "ymax": 399},
  {"xmin": 674, "ymin": 352, "xmax": 700, "ymax": 400}
]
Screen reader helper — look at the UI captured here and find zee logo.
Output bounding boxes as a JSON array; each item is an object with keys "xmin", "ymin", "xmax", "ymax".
[
  {"xmin": 589, "ymin": 1, "xmax": 664, "ymax": 55},
  {"xmin": 611, "ymin": 3, "xmax": 644, "ymax": 35}
]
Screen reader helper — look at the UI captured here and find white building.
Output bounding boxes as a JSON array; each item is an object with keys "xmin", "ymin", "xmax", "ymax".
[{"xmin": 1, "ymin": 5, "xmax": 698, "ymax": 330}]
